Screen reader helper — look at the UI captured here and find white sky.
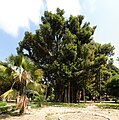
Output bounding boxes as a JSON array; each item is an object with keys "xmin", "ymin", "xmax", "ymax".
[
  {"xmin": 0, "ymin": 0, "xmax": 43, "ymax": 36},
  {"xmin": 0, "ymin": 0, "xmax": 81, "ymax": 36},
  {"xmin": 45, "ymin": 0, "xmax": 81, "ymax": 17}
]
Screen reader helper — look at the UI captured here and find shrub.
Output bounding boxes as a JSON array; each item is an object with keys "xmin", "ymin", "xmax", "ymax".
[
  {"xmin": 34, "ymin": 95, "xmax": 45, "ymax": 107},
  {"xmin": 0, "ymin": 101, "xmax": 7, "ymax": 107}
]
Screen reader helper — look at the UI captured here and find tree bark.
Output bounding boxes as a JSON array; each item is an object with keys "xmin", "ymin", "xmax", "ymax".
[
  {"xmin": 64, "ymin": 88, "xmax": 67, "ymax": 102},
  {"xmin": 68, "ymin": 81, "xmax": 70, "ymax": 103},
  {"xmin": 83, "ymin": 87, "xmax": 86, "ymax": 103}
]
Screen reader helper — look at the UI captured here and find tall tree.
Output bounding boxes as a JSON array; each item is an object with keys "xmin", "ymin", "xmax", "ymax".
[
  {"xmin": 91, "ymin": 43, "xmax": 114, "ymax": 101},
  {"xmin": 17, "ymin": 8, "xmax": 114, "ymax": 103},
  {"xmin": 107, "ymin": 74, "xmax": 119, "ymax": 99}
]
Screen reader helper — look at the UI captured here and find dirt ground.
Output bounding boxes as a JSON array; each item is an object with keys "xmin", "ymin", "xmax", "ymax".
[{"xmin": 0, "ymin": 104, "xmax": 119, "ymax": 120}]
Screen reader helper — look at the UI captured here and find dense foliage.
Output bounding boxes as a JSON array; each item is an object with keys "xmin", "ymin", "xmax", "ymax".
[
  {"xmin": 16, "ymin": 8, "xmax": 117, "ymax": 103},
  {"xmin": 107, "ymin": 75, "xmax": 119, "ymax": 98},
  {"xmin": 0, "ymin": 54, "xmax": 44, "ymax": 114},
  {"xmin": 0, "ymin": 9, "xmax": 118, "ymax": 104}
]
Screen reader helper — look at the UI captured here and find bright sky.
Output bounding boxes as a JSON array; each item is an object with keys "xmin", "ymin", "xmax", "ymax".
[{"xmin": 0, "ymin": 0, "xmax": 119, "ymax": 67}]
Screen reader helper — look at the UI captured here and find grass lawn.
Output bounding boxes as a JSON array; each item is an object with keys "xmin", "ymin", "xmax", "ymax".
[
  {"xmin": 96, "ymin": 103, "xmax": 119, "ymax": 109},
  {"xmin": 30, "ymin": 101, "xmax": 86, "ymax": 108}
]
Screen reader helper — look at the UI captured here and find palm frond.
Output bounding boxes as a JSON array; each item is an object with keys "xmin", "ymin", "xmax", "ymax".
[
  {"xmin": 0, "ymin": 63, "xmax": 13, "ymax": 76},
  {"xmin": 34, "ymin": 69, "xmax": 43, "ymax": 82},
  {"xmin": 26, "ymin": 81, "xmax": 46, "ymax": 94},
  {"xmin": 0, "ymin": 65, "xmax": 6, "ymax": 71},
  {"xmin": 1, "ymin": 88, "xmax": 18, "ymax": 100},
  {"xmin": 34, "ymin": 69, "xmax": 43, "ymax": 77}
]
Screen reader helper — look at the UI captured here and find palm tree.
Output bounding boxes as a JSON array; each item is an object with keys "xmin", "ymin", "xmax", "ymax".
[{"xmin": 0, "ymin": 54, "xmax": 44, "ymax": 114}]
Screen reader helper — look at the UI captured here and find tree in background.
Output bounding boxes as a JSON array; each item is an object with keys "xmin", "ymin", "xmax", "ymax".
[
  {"xmin": 107, "ymin": 74, "xmax": 119, "ymax": 99},
  {"xmin": 17, "ymin": 8, "xmax": 115, "ymax": 103}
]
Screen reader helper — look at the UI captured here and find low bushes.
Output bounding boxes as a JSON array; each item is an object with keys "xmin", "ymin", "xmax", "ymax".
[
  {"xmin": 0, "ymin": 101, "xmax": 16, "ymax": 114},
  {"xmin": 0, "ymin": 101, "xmax": 7, "ymax": 107}
]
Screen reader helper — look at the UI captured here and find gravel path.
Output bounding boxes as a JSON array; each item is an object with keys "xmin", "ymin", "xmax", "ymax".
[{"xmin": 0, "ymin": 104, "xmax": 119, "ymax": 120}]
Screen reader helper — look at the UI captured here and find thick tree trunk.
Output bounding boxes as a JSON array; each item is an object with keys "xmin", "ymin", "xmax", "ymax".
[
  {"xmin": 59, "ymin": 89, "xmax": 63, "ymax": 102},
  {"xmin": 76, "ymin": 90, "xmax": 81, "ymax": 103},
  {"xmin": 16, "ymin": 95, "xmax": 28, "ymax": 115},
  {"xmin": 71, "ymin": 82, "xmax": 73, "ymax": 103},
  {"xmin": 67, "ymin": 81, "xmax": 70, "ymax": 103},
  {"xmin": 64, "ymin": 88, "xmax": 67, "ymax": 102},
  {"xmin": 99, "ymin": 69, "xmax": 102, "ymax": 102},
  {"xmin": 18, "ymin": 82, "xmax": 27, "ymax": 115},
  {"xmin": 83, "ymin": 87, "xmax": 86, "ymax": 103}
]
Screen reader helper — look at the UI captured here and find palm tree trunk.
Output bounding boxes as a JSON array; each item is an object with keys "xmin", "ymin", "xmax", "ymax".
[{"xmin": 19, "ymin": 95, "xmax": 28, "ymax": 115}]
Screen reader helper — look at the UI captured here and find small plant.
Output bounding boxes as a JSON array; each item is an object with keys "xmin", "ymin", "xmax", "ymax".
[
  {"xmin": 0, "ymin": 101, "xmax": 7, "ymax": 107},
  {"xmin": 47, "ymin": 94, "xmax": 55, "ymax": 102},
  {"xmin": 34, "ymin": 94, "xmax": 45, "ymax": 107},
  {"xmin": 0, "ymin": 101, "xmax": 16, "ymax": 114}
]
